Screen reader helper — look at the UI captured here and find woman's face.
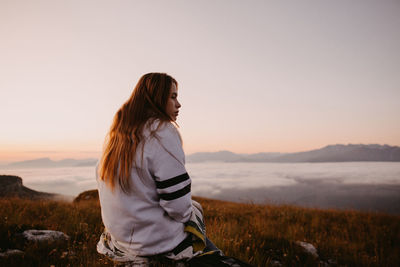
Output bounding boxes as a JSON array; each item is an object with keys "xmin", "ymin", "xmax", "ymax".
[{"xmin": 166, "ymin": 83, "xmax": 181, "ymax": 121}]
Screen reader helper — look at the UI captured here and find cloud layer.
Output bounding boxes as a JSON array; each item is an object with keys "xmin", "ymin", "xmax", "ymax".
[{"xmin": 3, "ymin": 162, "xmax": 400, "ymax": 214}]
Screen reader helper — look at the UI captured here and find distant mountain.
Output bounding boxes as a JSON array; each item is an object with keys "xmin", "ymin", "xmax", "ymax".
[
  {"xmin": 4, "ymin": 158, "xmax": 98, "ymax": 169},
  {"xmin": 272, "ymin": 144, "xmax": 400, "ymax": 162},
  {"xmin": 186, "ymin": 150, "xmax": 283, "ymax": 163},
  {"xmin": 186, "ymin": 144, "xmax": 400, "ymax": 163},
  {"xmin": 187, "ymin": 150, "xmax": 243, "ymax": 162},
  {"xmin": 0, "ymin": 175, "xmax": 55, "ymax": 199},
  {"xmin": 3, "ymin": 144, "xmax": 400, "ymax": 167},
  {"xmin": 239, "ymin": 152, "xmax": 285, "ymax": 162}
]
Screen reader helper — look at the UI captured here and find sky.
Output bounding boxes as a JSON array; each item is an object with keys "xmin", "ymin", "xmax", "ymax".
[{"xmin": 1, "ymin": 0, "xmax": 399, "ymax": 162}]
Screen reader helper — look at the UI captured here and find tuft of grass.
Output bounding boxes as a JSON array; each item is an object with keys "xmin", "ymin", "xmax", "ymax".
[{"xmin": 0, "ymin": 197, "xmax": 399, "ymax": 266}]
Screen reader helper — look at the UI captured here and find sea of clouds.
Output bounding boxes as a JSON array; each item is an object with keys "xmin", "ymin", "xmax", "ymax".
[{"xmin": 2, "ymin": 162, "xmax": 400, "ymax": 214}]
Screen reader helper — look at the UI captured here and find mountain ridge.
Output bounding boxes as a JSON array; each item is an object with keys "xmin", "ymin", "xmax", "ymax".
[
  {"xmin": 3, "ymin": 158, "xmax": 98, "ymax": 169},
  {"xmin": 1, "ymin": 144, "xmax": 399, "ymax": 167},
  {"xmin": 186, "ymin": 144, "xmax": 400, "ymax": 163}
]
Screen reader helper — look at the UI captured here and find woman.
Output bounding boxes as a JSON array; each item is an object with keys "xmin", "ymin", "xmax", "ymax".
[{"xmin": 96, "ymin": 73, "xmax": 216, "ymax": 266}]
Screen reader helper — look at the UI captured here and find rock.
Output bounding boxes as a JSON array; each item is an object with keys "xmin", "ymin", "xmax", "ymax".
[
  {"xmin": 0, "ymin": 175, "xmax": 23, "ymax": 193},
  {"xmin": 270, "ymin": 260, "xmax": 283, "ymax": 266},
  {"xmin": 320, "ymin": 258, "xmax": 338, "ymax": 266},
  {"xmin": 295, "ymin": 241, "xmax": 319, "ymax": 258},
  {"xmin": 0, "ymin": 249, "xmax": 24, "ymax": 258},
  {"xmin": 22, "ymin": 230, "xmax": 70, "ymax": 244},
  {"xmin": 0, "ymin": 175, "xmax": 55, "ymax": 200},
  {"xmin": 74, "ymin": 189, "xmax": 99, "ymax": 203}
]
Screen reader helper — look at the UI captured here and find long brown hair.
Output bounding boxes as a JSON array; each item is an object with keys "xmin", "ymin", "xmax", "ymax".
[{"xmin": 99, "ymin": 73, "xmax": 178, "ymax": 193}]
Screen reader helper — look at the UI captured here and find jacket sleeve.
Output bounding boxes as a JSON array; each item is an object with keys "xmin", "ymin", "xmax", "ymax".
[{"xmin": 150, "ymin": 123, "xmax": 192, "ymax": 223}]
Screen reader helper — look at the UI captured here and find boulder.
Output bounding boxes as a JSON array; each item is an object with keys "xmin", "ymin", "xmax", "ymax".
[
  {"xmin": 0, "ymin": 249, "xmax": 24, "ymax": 258},
  {"xmin": 295, "ymin": 241, "xmax": 318, "ymax": 258},
  {"xmin": 22, "ymin": 230, "xmax": 70, "ymax": 244},
  {"xmin": 74, "ymin": 189, "xmax": 99, "ymax": 203}
]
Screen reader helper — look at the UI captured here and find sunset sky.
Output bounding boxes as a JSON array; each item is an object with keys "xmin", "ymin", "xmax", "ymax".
[{"xmin": 1, "ymin": 0, "xmax": 399, "ymax": 163}]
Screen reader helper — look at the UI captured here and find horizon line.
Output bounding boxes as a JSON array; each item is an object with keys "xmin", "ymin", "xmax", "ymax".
[{"xmin": 1, "ymin": 143, "xmax": 399, "ymax": 164}]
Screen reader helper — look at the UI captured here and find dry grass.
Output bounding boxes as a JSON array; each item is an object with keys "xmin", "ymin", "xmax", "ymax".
[{"xmin": 0, "ymin": 197, "xmax": 399, "ymax": 266}]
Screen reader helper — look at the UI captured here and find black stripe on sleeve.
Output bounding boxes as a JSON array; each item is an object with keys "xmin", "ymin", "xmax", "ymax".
[
  {"xmin": 172, "ymin": 233, "xmax": 192, "ymax": 255},
  {"xmin": 159, "ymin": 183, "xmax": 191, "ymax": 201},
  {"xmin": 155, "ymin": 173, "xmax": 190, "ymax": 189},
  {"xmin": 195, "ymin": 214, "xmax": 205, "ymax": 230}
]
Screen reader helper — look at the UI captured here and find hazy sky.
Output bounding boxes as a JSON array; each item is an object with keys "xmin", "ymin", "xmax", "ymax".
[{"xmin": 1, "ymin": 0, "xmax": 399, "ymax": 162}]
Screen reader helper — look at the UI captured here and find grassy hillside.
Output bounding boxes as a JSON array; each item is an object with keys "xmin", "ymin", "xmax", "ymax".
[{"xmin": 0, "ymin": 196, "xmax": 399, "ymax": 266}]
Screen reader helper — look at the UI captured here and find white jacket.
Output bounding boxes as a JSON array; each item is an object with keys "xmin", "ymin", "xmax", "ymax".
[{"xmin": 96, "ymin": 120, "xmax": 192, "ymax": 256}]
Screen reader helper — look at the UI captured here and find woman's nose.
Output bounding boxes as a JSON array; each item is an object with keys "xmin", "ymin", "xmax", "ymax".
[{"xmin": 176, "ymin": 100, "xmax": 181, "ymax": 108}]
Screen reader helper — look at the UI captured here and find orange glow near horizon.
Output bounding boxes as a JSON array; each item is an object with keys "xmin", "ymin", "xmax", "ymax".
[
  {"xmin": 0, "ymin": 149, "xmax": 101, "ymax": 163},
  {"xmin": 2, "ymin": 138, "xmax": 399, "ymax": 163},
  {"xmin": 0, "ymin": 141, "xmax": 102, "ymax": 162}
]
